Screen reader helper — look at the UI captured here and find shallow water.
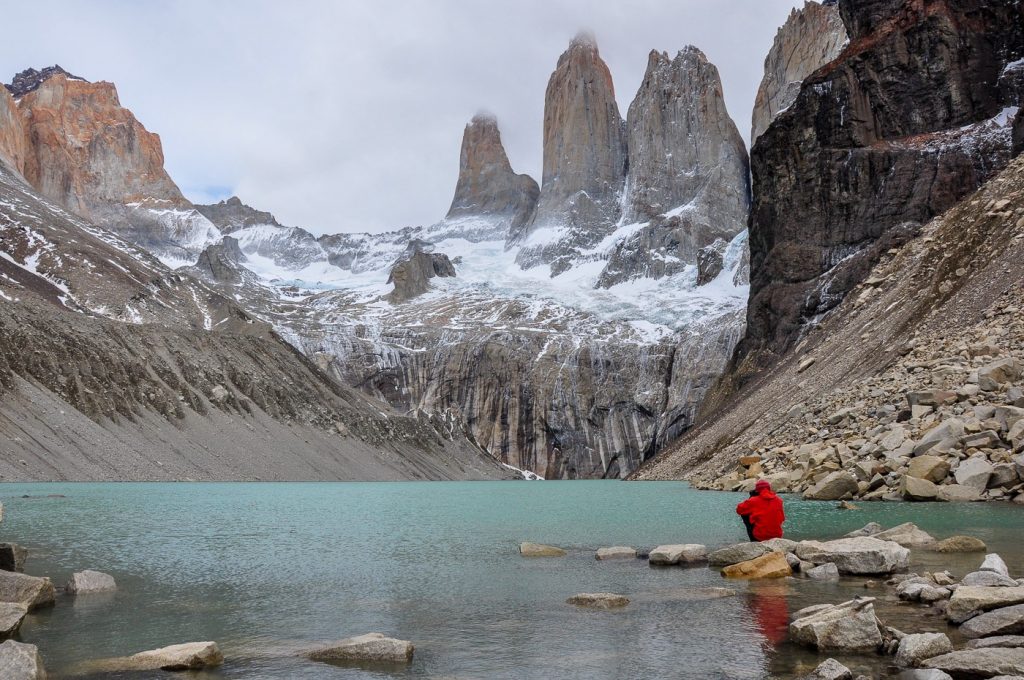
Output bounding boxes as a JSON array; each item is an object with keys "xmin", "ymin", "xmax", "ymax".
[{"xmin": 1, "ymin": 481, "xmax": 1022, "ymax": 679}]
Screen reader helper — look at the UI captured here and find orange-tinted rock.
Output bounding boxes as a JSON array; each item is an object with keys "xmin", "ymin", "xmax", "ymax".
[
  {"xmin": 0, "ymin": 88, "xmax": 27, "ymax": 175},
  {"xmin": 446, "ymin": 113, "xmax": 538, "ymax": 241}
]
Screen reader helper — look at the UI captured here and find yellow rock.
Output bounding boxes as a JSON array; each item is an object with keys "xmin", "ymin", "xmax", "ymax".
[{"xmin": 721, "ymin": 551, "xmax": 793, "ymax": 580}]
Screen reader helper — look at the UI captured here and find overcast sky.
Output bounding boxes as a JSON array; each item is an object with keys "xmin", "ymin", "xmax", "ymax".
[{"xmin": 2, "ymin": 0, "xmax": 803, "ymax": 235}]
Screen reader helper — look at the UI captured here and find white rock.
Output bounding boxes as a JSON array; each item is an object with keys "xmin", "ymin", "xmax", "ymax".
[
  {"xmin": 595, "ymin": 546, "xmax": 636, "ymax": 560},
  {"xmin": 66, "ymin": 570, "xmax": 116, "ymax": 594},
  {"xmin": 896, "ymin": 633, "xmax": 953, "ymax": 668},
  {"xmin": 648, "ymin": 544, "xmax": 706, "ymax": 565},
  {"xmin": 308, "ymin": 634, "xmax": 413, "ymax": 664},
  {"xmin": 0, "ymin": 641, "xmax": 45, "ymax": 679},
  {"xmin": 795, "ymin": 537, "xmax": 910, "ymax": 575},
  {"xmin": 982, "ymin": 553, "xmax": 1011, "ymax": 578},
  {"xmin": 789, "ymin": 598, "xmax": 884, "ymax": 652}
]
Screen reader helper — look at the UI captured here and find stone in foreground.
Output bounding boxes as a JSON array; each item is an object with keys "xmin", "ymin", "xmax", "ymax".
[
  {"xmin": 947, "ymin": 586, "xmax": 1024, "ymax": 624},
  {"xmin": 801, "ymin": 658, "xmax": 852, "ymax": 680},
  {"xmin": 961, "ymin": 604, "xmax": 1024, "ymax": 639},
  {"xmin": 708, "ymin": 542, "xmax": 770, "ymax": 566},
  {"xmin": 85, "ymin": 642, "xmax": 223, "ymax": 672},
  {"xmin": 789, "ymin": 598, "xmax": 884, "ymax": 652},
  {"xmin": 981, "ymin": 553, "xmax": 1011, "ymax": 578},
  {"xmin": 566, "ymin": 593, "xmax": 629, "ymax": 609},
  {"xmin": 595, "ymin": 546, "xmax": 636, "ymax": 560},
  {"xmin": 519, "ymin": 542, "xmax": 566, "ymax": 557},
  {"xmin": 0, "ymin": 603, "xmax": 28, "ymax": 640},
  {"xmin": 806, "ymin": 563, "xmax": 840, "ymax": 581},
  {"xmin": 648, "ymin": 544, "xmax": 707, "ymax": 565},
  {"xmin": 966, "ymin": 635, "xmax": 1024, "ymax": 649},
  {"xmin": 0, "ymin": 545, "xmax": 27, "ymax": 573},
  {"xmin": 895, "ymin": 633, "xmax": 953, "ymax": 668},
  {"xmin": 0, "ymin": 640, "xmax": 46, "ymax": 679},
  {"xmin": 925, "ymin": 648, "xmax": 1024, "ymax": 677},
  {"xmin": 795, "ymin": 537, "xmax": 910, "ymax": 575},
  {"xmin": 307, "ymin": 633, "xmax": 414, "ymax": 664},
  {"xmin": 929, "ymin": 536, "xmax": 987, "ymax": 553},
  {"xmin": 66, "ymin": 570, "xmax": 116, "ymax": 594},
  {"xmin": 721, "ymin": 551, "xmax": 792, "ymax": 580},
  {"xmin": 0, "ymin": 572, "xmax": 55, "ymax": 611},
  {"xmin": 962, "ymin": 571, "xmax": 1019, "ymax": 588}
]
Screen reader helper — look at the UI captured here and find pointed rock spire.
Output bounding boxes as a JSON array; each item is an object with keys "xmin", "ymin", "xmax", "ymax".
[
  {"xmin": 521, "ymin": 32, "xmax": 627, "ymax": 251},
  {"xmin": 445, "ymin": 112, "xmax": 538, "ymax": 239},
  {"xmin": 624, "ymin": 46, "xmax": 749, "ymax": 231}
]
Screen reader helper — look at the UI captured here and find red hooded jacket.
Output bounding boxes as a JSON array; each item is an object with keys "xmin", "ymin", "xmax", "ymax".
[{"xmin": 736, "ymin": 488, "xmax": 785, "ymax": 541}]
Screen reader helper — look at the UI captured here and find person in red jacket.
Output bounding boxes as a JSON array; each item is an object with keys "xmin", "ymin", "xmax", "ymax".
[{"xmin": 736, "ymin": 480, "xmax": 785, "ymax": 541}]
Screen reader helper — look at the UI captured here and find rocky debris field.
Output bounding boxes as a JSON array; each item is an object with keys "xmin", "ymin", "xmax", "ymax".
[{"xmin": 705, "ymin": 290, "xmax": 1024, "ymax": 504}]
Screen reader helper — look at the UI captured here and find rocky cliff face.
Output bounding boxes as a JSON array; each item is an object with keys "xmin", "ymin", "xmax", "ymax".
[
  {"xmin": 597, "ymin": 47, "xmax": 750, "ymax": 287},
  {"xmin": 445, "ymin": 113, "xmax": 538, "ymax": 241},
  {"xmin": 515, "ymin": 32, "xmax": 628, "ymax": 272},
  {"xmin": 195, "ymin": 196, "xmax": 282, "ymax": 233},
  {"xmin": 751, "ymin": 1, "xmax": 848, "ymax": 143},
  {"xmin": 735, "ymin": 0, "xmax": 1024, "ymax": 378},
  {"xmin": 2, "ymin": 68, "xmax": 220, "ymax": 265},
  {"xmin": 0, "ymin": 87, "xmax": 27, "ymax": 174}
]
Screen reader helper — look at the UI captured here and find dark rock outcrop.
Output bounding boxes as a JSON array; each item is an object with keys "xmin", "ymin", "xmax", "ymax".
[
  {"xmin": 515, "ymin": 32, "xmax": 627, "ymax": 271},
  {"xmin": 751, "ymin": 2, "xmax": 848, "ymax": 142},
  {"xmin": 446, "ymin": 113, "xmax": 538, "ymax": 241},
  {"xmin": 195, "ymin": 197, "xmax": 281, "ymax": 233},
  {"xmin": 191, "ymin": 237, "xmax": 248, "ymax": 284},
  {"xmin": 737, "ymin": 0, "xmax": 1024, "ymax": 375},
  {"xmin": 386, "ymin": 242, "xmax": 457, "ymax": 302},
  {"xmin": 5, "ymin": 65, "xmax": 85, "ymax": 98}
]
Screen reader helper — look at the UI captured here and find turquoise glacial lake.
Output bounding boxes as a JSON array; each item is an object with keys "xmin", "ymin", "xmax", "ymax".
[{"xmin": 1, "ymin": 481, "xmax": 1023, "ymax": 679}]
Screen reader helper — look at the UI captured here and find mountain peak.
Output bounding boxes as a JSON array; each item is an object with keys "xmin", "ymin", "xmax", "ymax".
[{"xmin": 6, "ymin": 65, "xmax": 87, "ymax": 98}]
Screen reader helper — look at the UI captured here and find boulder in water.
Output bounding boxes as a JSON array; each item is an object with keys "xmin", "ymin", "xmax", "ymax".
[
  {"xmin": 0, "ymin": 545, "xmax": 26, "ymax": 573},
  {"xmin": 795, "ymin": 537, "xmax": 910, "ymax": 575},
  {"xmin": 595, "ymin": 547, "xmax": 636, "ymax": 560},
  {"xmin": 961, "ymin": 604, "xmax": 1024, "ymax": 639},
  {"xmin": 721, "ymin": 551, "xmax": 792, "ymax": 580},
  {"xmin": 0, "ymin": 572, "xmax": 54, "ymax": 611},
  {"xmin": 648, "ymin": 544, "xmax": 707, "ymax": 565},
  {"xmin": 806, "ymin": 563, "xmax": 840, "ymax": 581},
  {"xmin": 800, "ymin": 658, "xmax": 852, "ymax": 680},
  {"xmin": 66, "ymin": 570, "xmax": 116, "ymax": 594},
  {"xmin": 84, "ymin": 642, "xmax": 223, "ymax": 672},
  {"xmin": 0, "ymin": 640, "xmax": 46, "ymax": 679},
  {"xmin": 307, "ymin": 633, "xmax": 414, "ymax": 664},
  {"xmin": 789, "ymin": 597, "xmax": 885, "ymax": 652},
  {"xmin": 0, "ymin": 603, "xmax": 27, "ymax": 640},
  {"xmin": 566, "ymin": 593, "xmax": 629, "ymax": 609},
  {"xmin": 928, "ymin": 536, "xmax": 987, "ymax": 553},
  {"xmin": 708, "ymin": 542, "xmax": 770, "ymax": 566},
  {"xmin": 924, "ymin": 647, "xmax": 1024, "ymax": 677},
  {"xmin": 895, "ymin": 633, "xmax": 953, "ymax": 668},
  {"xmin": 519, "ymin": 542, "xmax": 566, "ymax": 557},
  {"xmin": 947, "ymin": 586, "xmax": 1024, "ymax": 624}
]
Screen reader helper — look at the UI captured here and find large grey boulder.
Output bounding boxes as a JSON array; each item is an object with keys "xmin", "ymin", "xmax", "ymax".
[
  {"xmin": 566, "ymin": 593, "xmax": 630, "ymax": 609},
  {"xmin": 789, "ymin": 598, "xmax": 884, "ymax": 652},
  {"xmin": 800, "ymin": 658, "xmax": 853, "ymax": 680},
  {"xmin": 874, "ymin": 523, "xmax": 936, "ymax": 547},
  {"xmin": 648, "ymin": 544, "xmax": 707, "ymax": 565},
  {"xmin": 806, "ymin": 563, "xmax": 840, "ymax": 581},
  {"xmin": 966, "ymin": 635, "xmax": 1024, "ymax": 649},
  {"xmin": 895, "ymin": 633, "xmax": 953, "ymax": 668},
  {"xmin": 795, "ymin": 537, "xmax": 910, "ymax": 575},
  {"xmin": 307, "ymin": 633, "xmax": 414, "ymax": 664},
  {"xmin": 0, "ymin": 545, "xmax": 27, "ymax": 573},
  {"xmin": 707, "ymin": 542, "xmax": 770, "ymax": 566},
  {"xmin": 937, "ymin": 484, "xmax": 984, "ymax": 503},
  {"xmin": 83, "ymin": 642, "xmax": 223, "ymax": 672},
  {"xmin": 0, "ymin": 640, "xmax": 46, "ymax": 679},
  {"xmin": 978, "ymin": 357, "xmax": 1022, "ymax": 392},
  {"xmin": 66, "ymin": 570, "xmax": 116, "ymax": 594},
  {"xmin": 595, "ymin": 547, "xmax": 636, "ymax": 560},
  {"xmin": 947, "ymin": 586, "xmax": 1024, "ymax": 624},
  {"xmin": 955, "ymin": 458, "xmax": 995, "ymax": 492},
  {"xmin": 963, "ymin": 571, "xmax": 1019, "ymax": 588},
  {"xmin": 901, "ymin": 476, "xmax": 939, "ymax": 501},
  {"xmin": 925, "ymin": 648, "xmax": 1024, "ymax": 677},
  {"xmin": 803, "ymin": 471, "xmax": 859, "ymax": 500},
  {"xmin": 0, "ymin": 603, "xmax": 28, "ymax": 639},
  {"xmin": 0, "ymin": 572, "xmax": 54, "ymax": 611},
  {"xmin": 961, "ymin": 604, "xmax": 1024, "ymax": 639},
  {"xmin": 982, "ymin": 553, "xmax": 1011, "ymax": 578},
  {"xmin": 914, "ymin": 419, "xmax": 964, "ymax": 456}
]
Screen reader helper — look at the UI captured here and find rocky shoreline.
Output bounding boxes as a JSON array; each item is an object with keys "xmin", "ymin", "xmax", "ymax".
[{"xmin": 522, "ymin": 520, "xmax": 1024, "ymax": 679}]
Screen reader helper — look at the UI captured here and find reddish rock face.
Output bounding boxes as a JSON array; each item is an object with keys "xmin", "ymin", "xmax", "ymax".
[
  {"xmin": 751, "ymin": 1, "xmax": 848, "ymax": 143},
  {"xmin": 0, "ymin": 87, "xmax": 27, "ymax": 174},
  {"xmin": 738, "ymin": 0, "xmax": 1024, "ymax": 373},
  {"xmin": 518, "ymin": 32, "xmax": 627, "ymax": 269},
  {"xmin": 446, "ymin": 113, "xmax": 538, "ymax": 240},
  {"xmin": 17, "ymin": 74, "xmax": 188, "ymax": 218}
]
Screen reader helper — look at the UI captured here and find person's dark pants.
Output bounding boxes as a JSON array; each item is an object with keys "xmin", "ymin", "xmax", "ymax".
[{"xmin": 741, "ymin": 514, "xmax": 756, "ymax": 542}]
